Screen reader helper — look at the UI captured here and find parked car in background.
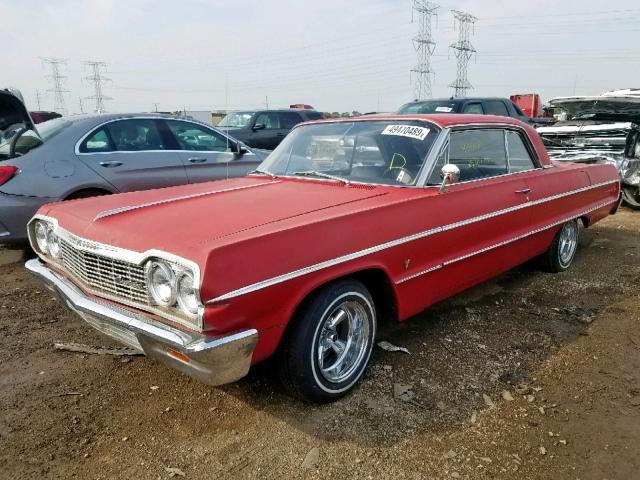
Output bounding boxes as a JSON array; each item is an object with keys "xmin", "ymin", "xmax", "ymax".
[
  {"xmin": 398, "ymin": 97, "xmax": 530, "ymax": 122},
  {"xmin": 217, "ymin": 109, "xmax": 324, "ymax": 149},
  {"xmin": 537, "ymin": 89, "xmax": 640, "ymax": 209},
  {"xmin": 27, "ymin": 114, "xmax": 620, "ymax": 403},
  {"xmin": 30, "ymin": 111, "xmax": 62, "ymax": 124},
  {"xmin": 0, "ymin": 96, "xmax": 269, "ymax": 243}
]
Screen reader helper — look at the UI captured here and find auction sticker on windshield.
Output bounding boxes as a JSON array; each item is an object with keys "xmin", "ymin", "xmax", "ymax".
[{"xmin": 381, "ymin": 125, "xmax": 430, "ymax": 141}]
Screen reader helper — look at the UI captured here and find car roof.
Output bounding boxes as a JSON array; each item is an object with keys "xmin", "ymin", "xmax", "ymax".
[
  {"xmin": 306, "ymin": 114, "xmax": 526, "ymax": 128},
  {"xmin": 403, "ymin": 97, "xmax": 512, "ymax": 104}
]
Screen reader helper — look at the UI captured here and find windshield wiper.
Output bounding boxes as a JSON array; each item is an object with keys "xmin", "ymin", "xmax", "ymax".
[
  {"xmin": 248, "ymin": 168, "xmax": 277, "ymax": 179},
  {"xmin": 291, "ymin": 170, "xmax": 350, "ymax": 185}
]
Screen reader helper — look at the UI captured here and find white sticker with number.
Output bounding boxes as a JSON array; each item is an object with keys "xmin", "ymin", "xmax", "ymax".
[
  {"xmin": 381, "ymin": 124, "xmax": 430, "ymax": 141},
  {"xmin": 435, "ymin": 106, "xmax": 453, "ymax": 112}
]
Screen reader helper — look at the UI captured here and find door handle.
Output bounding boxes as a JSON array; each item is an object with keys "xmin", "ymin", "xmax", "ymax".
[
  {"xmin": 99, "ymin": 161, "xmax": 122, "ymax": 168},
  {"xmin": 276, "ymin": 133, "xmax": 286, "ymax": 137},
  {"xmin": 515, "ymin": 188, "xmax": 531, "ymax": 194},
  {"xmin": 188, "ymin": 157, "xmax": 207, "ymax": 163}
]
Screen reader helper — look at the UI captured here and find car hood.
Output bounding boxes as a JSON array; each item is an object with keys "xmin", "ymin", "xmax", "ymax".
[
  {"xmin": 38, "ymin": 176, "xmax": 389, "ymax": 262},
  {"xmin": 547, "ymin": 95, "xmax": 640, "ymax": 124}
]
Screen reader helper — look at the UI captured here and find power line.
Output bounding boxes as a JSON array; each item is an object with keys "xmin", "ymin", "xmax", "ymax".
[
  {"xmin": 83, "ymin": 60, "xmax": 112, "ymax": 113},
  {"xmin": 411, "ymin": 0, "xmax": 439, "ymax": 100},
  {"xmin": 40, "ymin": 57, "xmax": 69, "ymax": 115},
  {"xmin": 449, "ymin": 10, "xmax": 477, "ymax": 97}
]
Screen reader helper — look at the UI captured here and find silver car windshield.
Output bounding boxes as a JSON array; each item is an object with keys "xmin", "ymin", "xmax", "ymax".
[{"xmin": 257, "ymin": 120, "xmax": 440, "ymax": 186}]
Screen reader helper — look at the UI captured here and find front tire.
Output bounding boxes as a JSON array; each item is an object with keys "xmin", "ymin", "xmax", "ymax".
[
  {"xmin": 541, "ymin": 219, "xmax": 579, "ymax": 273},
  {"xmin": 277, "ymin": 280, "xmax": 376, "ymax": 403}
]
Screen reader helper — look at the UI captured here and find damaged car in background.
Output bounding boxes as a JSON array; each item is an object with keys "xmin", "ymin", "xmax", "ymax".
[{"xmin": 537, "ymin": 89, "xmax": 640, "ymax": 209}]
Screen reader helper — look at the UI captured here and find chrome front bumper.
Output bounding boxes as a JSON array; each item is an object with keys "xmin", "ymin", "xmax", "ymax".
[{"xmin": 26, "ymin": 259, "xmax": 258, "ymax": 386}]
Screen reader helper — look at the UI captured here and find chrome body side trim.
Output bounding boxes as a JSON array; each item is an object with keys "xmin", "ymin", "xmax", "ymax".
[
  {"xmin": 28, "ymin": 215, "xmax": 205, "ymax": 330},
  {"xmin": 94, "ymin": 181, "xmax": 279, "ymax": 220},
  {"xmin": 207, "ymin": 179, "xmax": 619, "ymax": 303},
  {"xmin": 26, "ymin": 259, "xmax": 258, "ymax": 386},
  {"xmin": 396, "ymin": 198, "xmax": 616, "ymax": 284}
]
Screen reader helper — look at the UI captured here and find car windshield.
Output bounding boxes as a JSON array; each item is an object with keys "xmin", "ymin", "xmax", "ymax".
[
  {"xmin": 217, "ymin": 112, "xmax": 255, "ymax": 128},
  {"xmin": 257, "ymin": 120, "xmax": 440, "ymax": 186},
  {"xmin": 36, "ymin": 117, "xmax": 73, "ymax": 141},
  {"xmin": 398, "ymin": 101, "xmax": 458, "ymax": 114}
]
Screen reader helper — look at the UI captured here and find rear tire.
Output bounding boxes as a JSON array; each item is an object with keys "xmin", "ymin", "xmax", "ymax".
[
  {"xmin": 541, "ymin": 219, "xmax": 580, "ymax": 273},
  {"xmin": 277, "ymin": 279, "xmax": 376, "ymax": 403}
]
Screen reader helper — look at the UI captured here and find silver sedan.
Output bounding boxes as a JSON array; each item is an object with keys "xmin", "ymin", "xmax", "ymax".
[{"xmin": 0, "ymin": 111, "xmax": 270, "ymax": 244}]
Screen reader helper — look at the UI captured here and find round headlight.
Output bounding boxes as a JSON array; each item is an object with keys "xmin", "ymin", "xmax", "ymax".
[
  {"xmin": 146, "ymin": 261, "xmax": 177, "ymax": 306},
  {"xmin": 176, "ymin": 271, "xmax": 199, "ymax": 315},
  {"xmin": 34, "ymin": 221, "xmax": 50, "ymax": 254},
  {"xmin": 47, "ymin": 228, "xmax": 61, "ymax": 258}
]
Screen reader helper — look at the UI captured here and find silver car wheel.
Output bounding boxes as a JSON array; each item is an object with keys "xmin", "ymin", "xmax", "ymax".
[
  {"xmin": 316, "ymin": 299, "xmax": 371, "ymax": 384},
  {"xmin": 558, "ymin": 221, "xmax": 578, "ymax": 268}
]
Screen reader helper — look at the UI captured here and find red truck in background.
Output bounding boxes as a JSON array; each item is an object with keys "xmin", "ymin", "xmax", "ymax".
[{"xmin": 510, "ymin": 94, "xmax": 541, "ymax": 118}]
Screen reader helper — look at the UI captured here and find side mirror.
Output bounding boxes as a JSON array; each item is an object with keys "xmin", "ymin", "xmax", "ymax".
[
  {"xmin": 252, "ymin": 123, "xmax": 266, "ymax": 131},
  {"xmin": 439, "ymin": 163, "xmax": 460, "ymax": 193},
  {"xmin": 232, "ymin": 141, "xmax": 249, "ymax": 155}
]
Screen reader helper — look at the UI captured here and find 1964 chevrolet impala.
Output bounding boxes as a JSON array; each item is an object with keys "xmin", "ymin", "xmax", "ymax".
[{"xmin": 26, "ymin": 114, "xmax": 620, "ymax": 402}]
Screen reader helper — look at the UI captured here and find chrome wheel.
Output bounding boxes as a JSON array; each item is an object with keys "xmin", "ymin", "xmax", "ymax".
[
  {"xmin": 558, "ymin": 221, "xmax": 578, "ymax": 268},
  {"xmin": 316, "ymin": 298, "xmax": 371, "ymax": 384}
]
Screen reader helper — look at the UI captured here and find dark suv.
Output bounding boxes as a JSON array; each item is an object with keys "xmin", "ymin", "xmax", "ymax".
[
  {"xmin": 217, "ymin": 109, "xmax": 324, "ymax": 150},
  {"xmin": 397, "ymin": 97, "xmax": 530, "ymax": 122}
]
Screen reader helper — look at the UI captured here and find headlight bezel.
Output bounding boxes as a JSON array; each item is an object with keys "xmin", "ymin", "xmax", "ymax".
[{"xmin": 145, "ymin": 258, "xmax": 202, "ymax": 321}]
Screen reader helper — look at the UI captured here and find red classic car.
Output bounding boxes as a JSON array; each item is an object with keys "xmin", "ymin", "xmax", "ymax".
[{"xmin": 26, "ymin": 114, "xmax": 621, "ymax": 402}]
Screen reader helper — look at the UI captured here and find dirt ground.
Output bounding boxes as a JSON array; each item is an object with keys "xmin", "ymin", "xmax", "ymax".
[{"xmin": 1, "ymin": 208, "xmax": 639, "ymax": 480}]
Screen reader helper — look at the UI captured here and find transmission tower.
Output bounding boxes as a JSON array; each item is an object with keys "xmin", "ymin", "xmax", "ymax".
[
  {"xmin": 83, "ymin": 61, "xmax": 112, "ymax": 113},
  {"xmin": 448, "ymin": 10, "xmax": 477, "ymax": 97},
  {"xmin": 410, "ymin": 0, "xmax": 439, "ymax": 100},
  {"xmin": 41, "ymin": 57, "xmax": 69, "ymax": 115}
]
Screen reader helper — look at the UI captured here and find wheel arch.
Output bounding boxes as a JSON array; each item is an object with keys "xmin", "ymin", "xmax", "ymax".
[
  {"xmin": 277, "ymin": 266, "xmax": 399, "ymax": 347},
  {"xmin": 64, "ymin": 186, "xmax": 113, "ymax": 200}
]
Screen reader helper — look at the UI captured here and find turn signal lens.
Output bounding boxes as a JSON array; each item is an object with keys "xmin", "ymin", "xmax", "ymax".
[{"xmin": 0, "ymin": 166, "xmax": 17, "ymax": 186}]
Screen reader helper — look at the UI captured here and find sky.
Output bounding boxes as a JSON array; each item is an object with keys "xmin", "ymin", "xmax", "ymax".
[{"xmin": 2, "ymin": 0, "xmax": 640, "ymax": 115}]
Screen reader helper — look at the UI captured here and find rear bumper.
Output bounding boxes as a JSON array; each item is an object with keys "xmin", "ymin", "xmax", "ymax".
[
  {"xmin": 26, "ymin": 258, "xmax": 258, "ymax": 386},
  {"xmin": 0, "ymin": 192, "xmax": 50, "ymax": 243}
]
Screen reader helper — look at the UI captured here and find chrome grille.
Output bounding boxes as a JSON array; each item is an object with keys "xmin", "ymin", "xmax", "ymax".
[{"xmin": 60, "ymin": 239, "xmax": 149, "ymax": 304}]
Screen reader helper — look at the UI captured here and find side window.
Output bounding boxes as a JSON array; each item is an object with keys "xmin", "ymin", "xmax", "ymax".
[
  {"xmin": 506, "ymin": 130, "xmax": 536, "ymax": 172},
  {"xmin": 81, "ymin": 127, "xmax": 114, "ymax": 153},
  {"xmin": 254, "ymin": 112, "xmax": 281, "ymax": 129},
  {"xmin": 107, "ymin": 119, "xmax": 166, "ymax": 152},
  {"xmin": 484, "ymin": 101, "xmax": 509, "ymax": 116},
  {"xmin": 165, "ymin": 120, "xmax": 232, "ymax": 152},
  {"xmin": 427, "ymin": 141, "xmax": 449, "ymax": 185},
  {"xmin": 462, "ymin": 103, "xmax": 484, "ymax": 114},
  {"xmin": 449, "ymin": 129, "xmax": 507, "ymax": 181},
  {"xmin": 280, "ymin": 112, "xmax": 304, "ymax": 129}
]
